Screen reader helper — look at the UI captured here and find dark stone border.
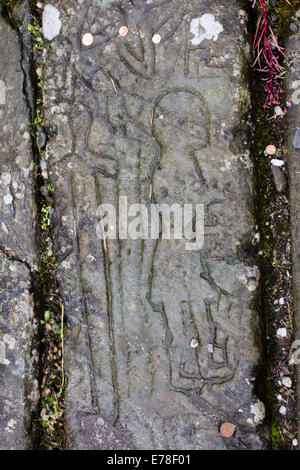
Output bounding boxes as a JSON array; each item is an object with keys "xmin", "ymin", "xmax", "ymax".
[{"xmin": 286, "ymin": 29, "xmax": 300, "ymax": 450}]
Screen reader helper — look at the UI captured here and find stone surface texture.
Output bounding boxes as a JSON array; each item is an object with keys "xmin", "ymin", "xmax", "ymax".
[
  {"xmin": 0, "ymin": 14, "xmax": 38, "ymax": 449},
  {"xmin": 42, "ymin": 0, "xmax": 265, "ymax": 450},
  {"xmin": 286, "ymin": 9, "xmax": 300, "ymax": 449}
]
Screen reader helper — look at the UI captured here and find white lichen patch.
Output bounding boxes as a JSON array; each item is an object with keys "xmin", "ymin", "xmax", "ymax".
[
  {"xmin": 3, "ymin": 334, "xmax": 16, "ymax": 350},
  {"xmin": 238, "ymin": 265, "xmax": 260, "ymax": 292},
  {"xmin": 62, "ymin": 259, "xmax": 72, "ymax": 270},
  {"xmin": 1, "ymin": 222, "xmax": 8, "ymax": 234},
  {"xmin": 247, "ymin": 400, "xmax": 265, "ymax": 426},
  {"xmin": 0, "ymin": 340, "xmax": 10, "ymax": 366},
  {"xmin": 42, "ymin": 5, "xmax": 62, "ymax": 41},
  {"xmin": 6, "ymin": 419, "xmax": 17, "ymax": 433},
  {"xmin": 3, "ymin": 194, "xmax": 13, "ymax": 205},
  {"xmin": 190, "ymin": 14, "xmax": 223, "ymax": 46},
  {"xmin": 238, "ymin": 9, "xmax": 247, "ymax": 25},
  {"xmin": 1, "ymin": 172, "xmax": 12, "ymax": 185},
  {"xmin": 31, "ymin": 348, "xmax": 39, "ymax": 364},
  {"xmin": 28, "ymin": 379, "xmax": 40, "ymax": 404}
]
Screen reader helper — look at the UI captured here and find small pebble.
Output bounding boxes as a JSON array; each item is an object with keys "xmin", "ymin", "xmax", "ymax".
[
  {"xmin": 271, "ymin": 158, "xmax": 284, "ymax": 167},
  {"xmin": 220, "ymin": 422, "xmax": 235, "ymax": 438},
  {"xmin": 282, "ymin": 376, "xmax": 292, "ymax": 388},
  {"xmin": 277, "ymin": 327, "xmax": 287, "ymax": 338},
  {"xmin": 293, "ymin": 439, "xmax": 298, "ymax": 447},
  {"xmin": 279, "ymin": 297, "xmax": 285, "ymax": 305},
  {"xmin": 190, "ymin": 338, "xmax": 199, "ymax": 348},
  {"xmin": 277, "ymin": 394, "xmax": 282, "ymax": 401},
  {"xmin": 38, "ymin": 130, "xmax": 47, "ymax": 150},
  {"xmin": 82, "ymin": 33, "xmax": 94, "ymax": 47},
  {"xmin": 279, "ymin": 405, "xmax": 287, "ymax": 416},
  {"xmin": 266, "ymin": 144, "xmax": 277, "ymax": 155},
  {"xmin": 152, "ymin": 34, "xmax": 161, "ymax": 44},
  {"xmin": 271, "ymin": 165, "xmax": 287, "ymax": 192},
  {"xmin": 270, "ymin": 12, "xmax": 278, "ymax": 22},
  {"xmin": 119, "ymin": 26, "xmax": 128, "ymax": 37},
  {"xmin": 40, "ymin": 159, "xmax": 47, "ymax": 171},
  {"xmin": 274, "ymin": 105, "xmax": 284, "ymax": 117}
]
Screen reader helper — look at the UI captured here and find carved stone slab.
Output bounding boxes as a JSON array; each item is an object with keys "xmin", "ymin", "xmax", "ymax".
[{"xmin": 43, "ymin": 0, "xmax": 265, "ymax": 449}]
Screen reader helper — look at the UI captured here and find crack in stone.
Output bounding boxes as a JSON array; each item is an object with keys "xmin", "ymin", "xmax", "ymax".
[
  {"xmin": 1, "ymin": 2, "xmax": 65, "ymax": 449},
  {"xmin": 0, "ymin": 245, "xmax": 34, "ymax": 272}
]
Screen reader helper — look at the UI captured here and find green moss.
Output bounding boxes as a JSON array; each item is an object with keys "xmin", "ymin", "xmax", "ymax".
[
  {"xmin": 276, "ymin": 0, "xmax": 300, "ymax": 37},
  {"xmin": 0, "ymin": 0, "xmax": 20, "ymax": 9},
  {"xmin": 271, "ymin": 420, "xmax": 286, "ymax": 448}
]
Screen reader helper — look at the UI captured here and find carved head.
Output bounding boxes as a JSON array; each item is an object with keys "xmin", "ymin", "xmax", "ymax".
[{"xmin": 153, "ymin": 89, "xmax": 209, "ymax": 152}]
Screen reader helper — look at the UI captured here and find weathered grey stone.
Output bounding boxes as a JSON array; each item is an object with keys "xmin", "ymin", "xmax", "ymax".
[
  {"xmin": 43, "ymin": 0, "xmax": 264, "ymax": 449},
  {"xmin": 286, "ymin": 11, "xmax": 300, "ymax": 450},
  {"xmin": 0, "ymin": 14, "xmax": 38, "ymax": 449},
  {"xmin": 66, "ymin": 412, "xmax": 135, "ymax": 450},
  {"xmin": 271, "ymin": 165, "xmax": 287, "ymax": 193}
]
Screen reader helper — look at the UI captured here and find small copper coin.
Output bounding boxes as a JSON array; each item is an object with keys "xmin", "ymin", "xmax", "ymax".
[
  {"xmin": 265, "ymin": 144, "xmax": 277, "ymax": 155},
  {"xmin": 119, "ymin": 25, "xmax": 128, "ymax": 37},
  {"xmin": 220, "ymin": 422, "xmax": 235, "ymax": 438},
  {"xmin": 82, "ymin": 33, "xmax": 94, "ymax": 47}
]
